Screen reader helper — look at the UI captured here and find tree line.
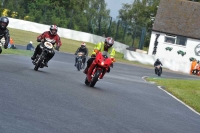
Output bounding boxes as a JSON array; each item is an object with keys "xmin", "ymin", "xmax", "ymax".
[{"xmin": 0, "ymin": 0, "xmax": 199, "ymax": 48}]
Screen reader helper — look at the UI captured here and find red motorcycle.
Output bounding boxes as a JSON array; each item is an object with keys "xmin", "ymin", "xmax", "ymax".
[{"xmin": 85, "ymin": 50, "xmax": 115, "ymax": 87}]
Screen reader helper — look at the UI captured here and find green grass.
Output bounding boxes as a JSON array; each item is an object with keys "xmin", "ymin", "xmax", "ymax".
[
  {"xmin": 2, "ymin": 48, "xmax": 33, "ymax": 56},
  {"xmin": 7, "ymin": 27, "xmax": 149, "ymax": 66},
  {"xmin": 147, "ymin": 78, "xmax": 200, "ymax": 113}
]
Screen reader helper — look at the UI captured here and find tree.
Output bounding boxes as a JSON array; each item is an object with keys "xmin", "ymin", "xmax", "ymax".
[{"xmin": 117, "ymin": 0, "xmax": 160, "ymax": 47}]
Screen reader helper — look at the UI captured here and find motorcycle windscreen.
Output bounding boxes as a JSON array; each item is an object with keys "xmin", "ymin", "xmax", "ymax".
[
  {"xmin": 102, "ymin": 51, "xmax": 110, "ymax": 58},
  {"xmin": 77, "ymin": 52, "xmax": 84, "ymax": 56}
]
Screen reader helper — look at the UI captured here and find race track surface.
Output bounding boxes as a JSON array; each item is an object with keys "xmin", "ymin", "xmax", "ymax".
[{"xmin": 0, "ymin": 50, "xmax": 200, "ymax": 133}]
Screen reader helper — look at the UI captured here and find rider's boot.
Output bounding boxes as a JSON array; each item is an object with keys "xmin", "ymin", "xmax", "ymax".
[
  {"xmin": 44, "ymin": 61, "xmax": 48, "ymax": 67},
  {"xmin": 43, "ymin": 59, "xmax": 49, "ymax": 67},
  {"xmin": 83, "ymin": 67, "xmax": 88, "ymax": 74},
  {"xmin": 44, "ymin": 57, "xmax": 51, "ymax": 67},
  {"xmin": 31, "ymin": 52, "xmax": 37, "ymax": 60}
]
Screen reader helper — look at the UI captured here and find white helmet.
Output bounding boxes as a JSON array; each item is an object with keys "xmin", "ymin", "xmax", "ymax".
[
  {"xmin": 50, "ymin": 25, "xmax": 58, "ymax": 35},
  {"xmin": 81, "ymin": 42, "xmax": 86, "ymax": 48},
  {"xmin": 81, "ymin": 42, "xmax": 86, "ymax": 46}
]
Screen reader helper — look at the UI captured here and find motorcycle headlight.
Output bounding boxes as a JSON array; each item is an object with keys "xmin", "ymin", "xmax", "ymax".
[{"xmin": 101, "ymin": 62, "xmax": 104, "ymax": 66}]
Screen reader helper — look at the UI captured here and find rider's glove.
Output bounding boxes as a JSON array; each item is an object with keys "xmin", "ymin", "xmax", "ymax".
[
  {"xmin": 55, "ymin": 45, "xmax": 60, "ymax": 51},
  {"xmin": 37, "ymin": 39, "xmax": 41, "ymax": 42},
  {"xmin": 111, "ymin": 58, "xmax": 116, "ymax": 63}
]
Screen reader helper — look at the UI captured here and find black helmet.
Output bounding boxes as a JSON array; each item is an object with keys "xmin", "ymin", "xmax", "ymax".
[{"xmin": 0, "ymin": 17, "xmax": 9, "ymax": 29}]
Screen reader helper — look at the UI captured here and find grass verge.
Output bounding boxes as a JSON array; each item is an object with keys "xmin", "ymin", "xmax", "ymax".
[
  {"xmin": 146, "ymin": 77, "xmax": 200, "ymax": 113},
  {"xmin": 2, "ymin": 48, "xmax": 33, "ymax": 56}
]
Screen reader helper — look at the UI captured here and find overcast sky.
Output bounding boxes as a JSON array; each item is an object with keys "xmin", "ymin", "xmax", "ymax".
[{"xmin": 105, "ymin": 0, "xmax": 134, "ymax": 19}]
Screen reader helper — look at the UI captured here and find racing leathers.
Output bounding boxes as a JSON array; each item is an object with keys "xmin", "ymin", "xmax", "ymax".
[
  {"xmin": 31, "ymin": 31, "xmax": 62, "ymax": 67},
  {"xmin": 75, "ymin": 47, "xmax": 88, "ymax": 68},
  {"xmin": 83, "ymin": 42, "xmax": 115, "ymax": 74},
  {"xmin": 154, "ymin": 60, "xmax": 163, "ymax": 74}
]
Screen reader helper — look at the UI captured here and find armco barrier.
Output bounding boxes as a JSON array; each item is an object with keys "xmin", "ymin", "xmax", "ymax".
[
  {"xmin": 124, "ymin": 49, "xmax": 191, "ymax": 74},
  {"xmin": 7, "ymin": 17, "xmax": 191, "ymax": 74},
  {"xmin": 7, "ymin": 17, "xmax": 128, "ymax": 54}
]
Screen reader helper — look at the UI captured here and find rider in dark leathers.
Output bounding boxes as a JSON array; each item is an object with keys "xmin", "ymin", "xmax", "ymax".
[
  {"xmin": 74, "ymin": 42, "xmax": 88, "ymax": 68},
  {"xmin": 154, "ymin": 59, "xmax": 163, "ymax": 74},
  {"xmin": 0, "ymin": 17, "xmax": 10, "ymax": 51}
]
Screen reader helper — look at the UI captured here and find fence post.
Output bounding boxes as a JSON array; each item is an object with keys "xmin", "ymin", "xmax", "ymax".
[
  {"xmin": 115, "ymin": 20, "xmax": 120, "ymax": 40},
  {"xmin": 107, "ymin": 17, "xmax": 112, "ymax": 37},
  {"xmin": 98, "ymin": 15, "xmax": 102, "ymax": 35},
  {"xmin": 69, "ymin": 10, "xmax": 74, "ymax": 29},
  {"xmin": 138, "ymin": 27, "xmax": 146, "ymax": 50},
  {"xmin": 2, "ymin": 0, "xmax": 5, "ymax": 7},
  {"xmin": 132, "ymin": 26, "xmax": 137, "ymax": 47},
  {"xmin": 123, "ymin": 22, "xmax": 127, "ymax": 43}
]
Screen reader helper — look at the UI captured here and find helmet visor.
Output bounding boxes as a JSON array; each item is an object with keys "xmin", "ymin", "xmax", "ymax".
[
  {"xmin": 81, "ymin": 45, "xmax": 85, "ymax": 48},
  {"xmin": 1, "ymin": 22, "xmax": 7, "ymax": 27},
  {"xmin": 51, "ymin": 29, "xmax": 57, "ymax": 35},
  {"xmin": 106, "ymin": 42, "xmax": 112, "ymax": 48}
]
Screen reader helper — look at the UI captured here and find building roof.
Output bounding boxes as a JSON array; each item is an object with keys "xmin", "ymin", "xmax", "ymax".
[{"xmin": 152, "ymin": 0, "xmax": 200, "ymax": 39}]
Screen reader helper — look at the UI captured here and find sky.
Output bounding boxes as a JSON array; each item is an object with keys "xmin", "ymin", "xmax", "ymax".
[{"xmin": 105, "ymin": 0, "xmax": 134, "ymax": 19}]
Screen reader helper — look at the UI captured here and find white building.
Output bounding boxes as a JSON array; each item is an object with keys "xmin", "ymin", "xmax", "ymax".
[
  {"xmin": 148, "ymin": 0, "xmax": 200, "ymax": 63},
  {"xmin": 123, "ymin": 0, "xmax": 200, "ymax": 73}
]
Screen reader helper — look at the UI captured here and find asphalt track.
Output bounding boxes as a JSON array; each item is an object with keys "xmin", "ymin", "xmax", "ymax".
[{"xmin": 0, "ymin": 46, "xmax": 200, "ymax": 133}]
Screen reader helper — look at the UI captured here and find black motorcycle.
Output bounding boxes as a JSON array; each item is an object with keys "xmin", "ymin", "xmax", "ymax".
[
  {"xmin": 0, "ymin": 39, "xmax": 5, "ymax": 54},
  {"xmin": 75, "ymin": 52, "xmax": 85, "ymax": 71},
  {"xmin": 155, "ymin": 65, "xmax": 162, "ymax": 76},
  {"xmin": 32, "ymin": 41, "xmax": 53, "ymax": 71},
  {"xmin": 0, "ymin": 42, "xmax": 2, "ymax": 54}
]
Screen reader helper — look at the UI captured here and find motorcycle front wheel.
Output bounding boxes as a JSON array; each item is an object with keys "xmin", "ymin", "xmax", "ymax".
[
  {"xmin": 157, "ymin": 68, "xmax": 161, "ymax": 76},
  {"xmin": 77, "ymin": 61, "xmax": 82, "ymax": 71},
  {"xmin": 34, "ymin": 56, "xmax": 44, "ymax": 71},
  {"xmin": 89, "ymin": 69, "xmax": 101, "ymax": 87},
  {"xmin": 85, "ymin": 77, "xmax": 90, "ymax": 85}
]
